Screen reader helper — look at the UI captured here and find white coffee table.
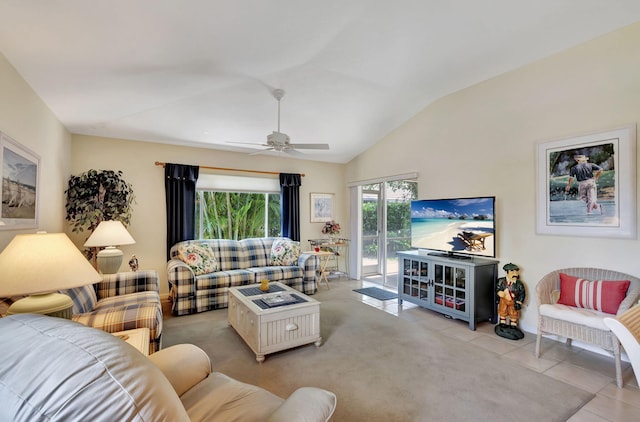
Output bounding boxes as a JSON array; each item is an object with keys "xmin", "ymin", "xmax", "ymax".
[{"xmin": 228, "ymin": 282, "xmax": 321, "ymax": 362}]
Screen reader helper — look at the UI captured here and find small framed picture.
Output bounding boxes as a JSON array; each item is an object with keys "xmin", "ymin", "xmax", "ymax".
[
  {"xmin": 1, "ymin": 131, "xmax": 40, "ymax": 230},
  {"xmin": 535, "ymin": 125, "xmax": 636, "ymax": 238},
  {"xmin": 310, "ymin": 193, "xmax": 334, "ymax": 222}
]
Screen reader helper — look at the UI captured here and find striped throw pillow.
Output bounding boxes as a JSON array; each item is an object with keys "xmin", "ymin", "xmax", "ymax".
[{"xmin": 557, "ymin": 273, "xmax": 630, "ymax": 315}]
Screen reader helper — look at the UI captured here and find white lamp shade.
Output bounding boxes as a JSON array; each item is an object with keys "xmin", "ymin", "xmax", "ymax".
[
  {"xmin": 84, "ymin": 220, "xmax": 136, "ymax": 247},
  {"xmin": 0, "ymin": 232, "xmax": 102, "ymax": 296}
]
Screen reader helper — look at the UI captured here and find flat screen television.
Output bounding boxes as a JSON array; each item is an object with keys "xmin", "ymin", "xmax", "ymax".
[{"xmin": 410, "ymin": 196, "xmax": 496, "ymax": 259}]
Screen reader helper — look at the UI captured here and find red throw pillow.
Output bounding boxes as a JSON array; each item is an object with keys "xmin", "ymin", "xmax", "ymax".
[{"xmin": 557, "ymin": 273, "xmax": 630, "ymax": 315}]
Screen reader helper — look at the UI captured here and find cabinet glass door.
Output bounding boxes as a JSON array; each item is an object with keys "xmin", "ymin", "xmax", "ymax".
[
  {"xmin": 401, "ymin": 259, "xmax": 430, "ymax": 302},
  {"xmin": 402, "ymin": 259, "xmax": 415, "ymax": 297},
  {"xmin": 418, "ymin": 261, "xmax": 429, "ymax": 300},
  {"xmin": 433, "ymin": 264, "xmax": 466, "ymax": 313}
]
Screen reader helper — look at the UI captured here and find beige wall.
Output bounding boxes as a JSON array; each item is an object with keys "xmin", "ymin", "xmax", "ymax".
[
  {"xmin": 70, "ymin": 136, "xmax": 347, "ymax": 294},
  {"xmin": 346, "ymin": 22, "xmax": 640, "ymax": 331},
  {"xmin": 0, "ymin": 53, "xmax": 71, "ymax": 251}
]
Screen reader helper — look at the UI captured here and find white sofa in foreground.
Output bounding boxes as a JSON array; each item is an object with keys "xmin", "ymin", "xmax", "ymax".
[{"xmin": 0, "ymin": 314, "xmax": 337, "ymax": 421}]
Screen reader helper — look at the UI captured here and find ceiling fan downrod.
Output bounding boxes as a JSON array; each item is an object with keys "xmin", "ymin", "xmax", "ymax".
[{"xmin": 273, "ymin": 89, "xmax": 285, "ymax": 133}]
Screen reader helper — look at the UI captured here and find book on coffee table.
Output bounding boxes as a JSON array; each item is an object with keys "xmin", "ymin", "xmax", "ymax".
[{"xmin": 262, "ymin": 293, "xmax": 297, "ymax": 307}]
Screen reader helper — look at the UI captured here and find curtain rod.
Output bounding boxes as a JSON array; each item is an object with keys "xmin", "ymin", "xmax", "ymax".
[{"xmin": 154, "ymin": 161, "xmax": 305, "ymax": 177}]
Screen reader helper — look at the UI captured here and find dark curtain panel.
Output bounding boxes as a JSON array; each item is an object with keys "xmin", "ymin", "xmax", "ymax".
[
  {"xmin": 279, "ymin": 173, "xmax": 302, "ymax": 241},
  {"xmin": 165, "ymin": 163, "xmax": 199, "ymax": 259}
]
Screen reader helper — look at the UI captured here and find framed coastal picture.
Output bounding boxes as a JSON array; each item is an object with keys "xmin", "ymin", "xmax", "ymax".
[
  {"xmin": 1, "ymin": 131, "xmax": 40, "ymax": 230},
  {"xmin": 310, "ymin": 193, "xmax": 334, "ymax": 222},
  {"xmin": 535, "ymin": 125, "xmax": 636, "ymax": 238}
]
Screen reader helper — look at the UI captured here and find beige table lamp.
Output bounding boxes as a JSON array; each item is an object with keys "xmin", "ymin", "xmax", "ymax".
[
  {"xmin": 84, "ymin": 220, "xmax": 136, "ymax": 274},
  {"xmin": 0, "ymin": 232, "xmax": 102, "ymax": 318}
]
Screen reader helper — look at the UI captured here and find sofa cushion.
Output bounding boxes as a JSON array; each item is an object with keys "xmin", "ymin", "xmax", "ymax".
[
  {"xmin": 270, "ymin": 238, "xmax": 300, "ymax": 266},
  {"xmin": 61, "ymin": 285, "xmax": 97, "ymax": 314},
  {"xmin": 248, "ymin": 266, "xmax": 304, "ymax": 283},
  {"xmin": 180, "ymin": 372, "xmax": 283, "ymax": 421},
  {"xmin": 195, "ymin": 270, "xmax": 254, "ymax": 290},
  {"xmin": 558, "ymin": 273, "xmax": 631, "ymax": 315},
  {"xmin": 539, "ymin": 303, "xmax": 610, "ymax": 331},
  {"xmin": 241, "ymin": 238, "xmax": 273, "ymax": 267},
  {"xmin": 177, "ymin": 243, "xmax": 219, "ymax": 275},
  {"xmin": 212, "ymin": 239, "xmax": 250, "ymax": 270}
]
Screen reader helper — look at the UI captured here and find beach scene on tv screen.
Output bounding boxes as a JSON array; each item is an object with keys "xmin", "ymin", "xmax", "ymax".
[{"xmin": 411, "ymin": 197, "xmax": 495, "ymax": 257}]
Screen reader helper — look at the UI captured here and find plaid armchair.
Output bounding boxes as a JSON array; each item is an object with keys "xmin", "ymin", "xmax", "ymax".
[{"xmin": 62, "ymin": 270, "xmax": 163, "ymax": 353}]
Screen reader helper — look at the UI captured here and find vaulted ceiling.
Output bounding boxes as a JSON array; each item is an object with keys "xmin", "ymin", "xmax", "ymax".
[{"xmin": 1, "ymin": 1, "xmax": 640, "ymax": 163}]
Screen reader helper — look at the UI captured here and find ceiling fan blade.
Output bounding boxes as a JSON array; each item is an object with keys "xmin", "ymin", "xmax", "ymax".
[
  {"xmin": 288, "ymin": 143, "xmax": 330, "ymax": 150},
  {"xmin": 249, "ymin": 147, "xmax": 274, "ymax": 156},
  {"xmin": 284, "ymin": 149, "xmax": 305, "ymax": 157},
  {"xmin": 226, "ymin": 141, "xmax": 269, "ymax": 147}
]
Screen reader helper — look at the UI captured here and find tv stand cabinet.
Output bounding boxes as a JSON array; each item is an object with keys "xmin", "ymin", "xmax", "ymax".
[{"xmin": 397, "ymin": 251, "xmax": 498, "ymax": 330}]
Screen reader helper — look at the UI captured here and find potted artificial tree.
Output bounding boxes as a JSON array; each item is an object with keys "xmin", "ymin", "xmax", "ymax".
[{"xmin": 65, "ymin": 169, "xmax": 135, "ymax": 262}]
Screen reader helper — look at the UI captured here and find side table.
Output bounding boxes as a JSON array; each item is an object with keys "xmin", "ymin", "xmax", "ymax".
[
  {"xmin": 303, "ymin": 250, "xmax": 335, "ymax": 289},
  {"xmin": 308, "ymin": 239, "xmax": 350, "ymax": 278},
  {"xmin": 112, "ymin": 327, "xmax": 150, "ymax": 356}
]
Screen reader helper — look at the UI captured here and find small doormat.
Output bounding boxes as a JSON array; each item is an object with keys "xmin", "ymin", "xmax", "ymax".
[{"xmin": 353, "ymin": 287, "xmax": 398, "ymax": 301}]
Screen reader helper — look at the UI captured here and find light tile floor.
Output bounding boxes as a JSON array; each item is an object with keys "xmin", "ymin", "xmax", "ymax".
[{"xmin": 355, "ymin": 279, "xmax": 640, "ymax": 422}]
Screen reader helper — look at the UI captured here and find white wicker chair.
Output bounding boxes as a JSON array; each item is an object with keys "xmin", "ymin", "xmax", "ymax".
[
  {"xmin": 604, "ymin": 305, "xmax": 640, "ymax": 388},
  {"xmin": 535, "ymin": 268, "xmax": 640, "ymax": 388}
]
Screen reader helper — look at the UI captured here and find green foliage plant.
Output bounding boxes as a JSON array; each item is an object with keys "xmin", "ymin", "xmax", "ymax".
[
  {"xmin": 65, "ymin": 169, "xmax": 135, "ymax": 235},
  {"xmin": 196, "ymin": 191, "xmax": 280, "ymax": 240}
]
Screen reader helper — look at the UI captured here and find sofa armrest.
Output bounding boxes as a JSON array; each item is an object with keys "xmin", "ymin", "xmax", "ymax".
[
  {"xmin": 167, "ymin": 259, "xmax": 196, "ymax": 289},
  {"xmin": 96, "ymin": 270, "xmax": 159, "ymax": 299},
  {"xmin": 148, "ymin": 344, "xmax": 212, "ymax": 397},
  {"xmin": 618, "ymin": 286, "xmax": 640, "ymax": 315},
  {"xmin": 536, "ymin": 270, "xmax": 560, "ymax": 307},
  {"xmin": 298, "ymin": 253, "xmax": 319, "ymax": 280},
  {"xmin": 267, "ymin": 387, "xmax": 337, "ymax": 422},
  {"xmin": 167, "ymin": 259, "xmax": 197, "ymax": 315}
]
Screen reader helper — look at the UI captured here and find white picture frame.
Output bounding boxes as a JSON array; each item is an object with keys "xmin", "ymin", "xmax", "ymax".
[
  {"xmin": 310, "ymin": 193, "xmax": 334, "ymax": 223},
  {"xmin": 535, "ymin": 124, "xmax": 636, "ymax": 238},
  {"xmin": 1, "ymin": 131, "xmax": 40, "ymax": 230}
]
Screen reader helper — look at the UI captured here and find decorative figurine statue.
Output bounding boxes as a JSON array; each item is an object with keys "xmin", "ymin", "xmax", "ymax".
[
  {"xmin": 495, "ymin": 262, "xmax": 526, "ymax": 340},
  {"xmin": 128, "ymin": 255, "xmax": 139, "ymax": 272}
]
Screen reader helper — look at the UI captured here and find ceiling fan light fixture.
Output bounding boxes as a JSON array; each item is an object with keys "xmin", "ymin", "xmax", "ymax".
[
  {"xmin": 272, "ymin": 89, "xmax": 285, "ymax": 101},
  {"xmin": 267, "ymin": 131, "xmax": 290, "ymax": 145}
]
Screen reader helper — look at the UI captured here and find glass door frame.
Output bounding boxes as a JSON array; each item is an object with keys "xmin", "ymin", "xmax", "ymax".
[
  {"xmin": 351, "ymin": 173, "xmax": 418, "ymax": 287},
  {"xmin": 361, "ymin": 185, "xmax": 382, "ymax": 275}
]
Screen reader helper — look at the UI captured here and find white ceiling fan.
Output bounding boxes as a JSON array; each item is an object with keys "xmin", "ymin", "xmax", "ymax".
[{"xmin": 228, "ymin": 89, "xmax": 329, "ymax": 155}]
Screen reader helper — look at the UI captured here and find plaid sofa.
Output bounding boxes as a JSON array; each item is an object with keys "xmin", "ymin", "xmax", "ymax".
[
  {"xmin": 63, "ymin": 270, "xmax": 162, "ymax": 353},
  {"xmin": 167, "ymin": 238, "xmax": 318, "ymax": 316}
]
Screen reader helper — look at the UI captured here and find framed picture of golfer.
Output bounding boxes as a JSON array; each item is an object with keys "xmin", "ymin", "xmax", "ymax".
[
  {"xmin": 1, "ymin": 131, "xmax": 40, "ymax": 230},
  {"xmin": 536, "ymin": 125, "xmax": 636, "ymax": 238}
]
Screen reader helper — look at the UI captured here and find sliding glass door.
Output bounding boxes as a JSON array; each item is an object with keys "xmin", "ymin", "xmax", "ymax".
[
  {"xmin": 383, "ymin": 180, "xmax": 416, "ymax": 287},
  {"xmin": 361, "ymin": 185, "xmax": 381, "ymax": 275},
  {"xmin": 359, "ymin": 179, "xmax": 416, "ymax": 287}
]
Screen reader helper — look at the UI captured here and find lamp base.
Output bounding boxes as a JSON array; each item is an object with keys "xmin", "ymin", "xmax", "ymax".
[
  {"xmin": 97, "ymin": 246, "xmax": 123, "ymax": 274},
  {"xmin": 7, "ymin": 293, "xmax": 73, "ymax": 319}
]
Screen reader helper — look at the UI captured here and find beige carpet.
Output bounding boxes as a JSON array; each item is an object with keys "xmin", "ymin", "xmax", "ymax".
[{"xmin": 163, "ymin": 281, "xmax": 593, "ymax": 421}]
